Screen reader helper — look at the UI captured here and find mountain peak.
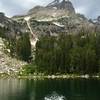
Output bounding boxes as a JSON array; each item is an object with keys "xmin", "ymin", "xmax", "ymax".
[
  {"xmin": 27, "ymin": 0, "xmax": 75, "ymax": 16},
  {"xmin": 46, "ymin": 0, "xmax": 75, "ymax": 13}
]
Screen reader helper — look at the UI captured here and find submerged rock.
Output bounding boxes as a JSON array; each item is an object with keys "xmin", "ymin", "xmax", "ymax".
[{"xmin": 44, "ymin": 91, "xmax": 66, "ymax": 100}]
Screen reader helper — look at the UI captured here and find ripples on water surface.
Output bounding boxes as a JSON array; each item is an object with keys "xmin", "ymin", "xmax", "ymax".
[{"xmin": 0, "ymin": 79, "xmax": 100, "ymax": 100}]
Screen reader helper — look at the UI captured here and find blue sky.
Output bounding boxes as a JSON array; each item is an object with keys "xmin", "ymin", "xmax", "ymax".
[{"xmin": 0, "ymin": 0, "xmax": 100, "ymax": 19}]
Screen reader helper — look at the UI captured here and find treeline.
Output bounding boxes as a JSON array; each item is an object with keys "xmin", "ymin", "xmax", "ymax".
[
  {"xmin": 0, "ymin": 27, "xmax": 31, "ymax": 62},
  {"xmin": 35, "ymin": 33, "xmax": 100, "ymax": 74},
  {"xmin": 1, "ymin": 26, "xmax": 100, "ymax": 75},
  {"xmin": 4, "ymin": 33, "xmax": 31, "ymax": 62}
]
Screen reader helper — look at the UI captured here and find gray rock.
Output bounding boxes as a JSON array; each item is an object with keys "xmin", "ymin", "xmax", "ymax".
[
  {"xmin": 12, "ymin": 0, "xmax": 97, "ymax": 37},
  {"xmin": 0, "ymin": 38, "xmax": 27, "ymax": 75}
]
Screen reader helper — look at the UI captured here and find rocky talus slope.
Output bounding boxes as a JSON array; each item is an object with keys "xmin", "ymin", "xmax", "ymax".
[{"xmin": 0, "ymin": 38, "xmax": 27, "ymax": 75}]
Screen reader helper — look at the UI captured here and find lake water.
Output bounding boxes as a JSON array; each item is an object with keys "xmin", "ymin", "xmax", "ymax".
[{"xmin": 0, "ymin": 79, "xmax": 100, "ymax": 100}]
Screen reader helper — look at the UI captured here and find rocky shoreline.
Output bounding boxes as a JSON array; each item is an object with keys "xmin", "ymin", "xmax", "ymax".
[{"xmin": 17, "ymin": 74, "xmax": 100, "ymax": 80}]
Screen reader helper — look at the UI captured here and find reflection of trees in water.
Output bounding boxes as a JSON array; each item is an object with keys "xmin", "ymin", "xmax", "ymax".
[
  {"xmin": 30, "ymin": 79, "xmax": 100, "ymax": 100},
  {"xmin": 0, "ymin": 79, "xmax": 100, "ymax": 100},
  {"xmin": 0, "ymin": 79, "xmax": 27, "ymax": 100},
  {"xmin": 0, "ymin": 79, "xmax": 39, "ymax": 100}
]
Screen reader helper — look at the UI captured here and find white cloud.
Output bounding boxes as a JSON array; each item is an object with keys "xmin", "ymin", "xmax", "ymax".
[{"xmin": 0, "ymin": 0, "xmax": 53, "ymax": 17}]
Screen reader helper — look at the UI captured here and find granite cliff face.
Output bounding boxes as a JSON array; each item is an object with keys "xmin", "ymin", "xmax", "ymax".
[
  {"xmin": 12, "ymin": 0, "xmax": 97, "ymax": 38},
  {"xmin": 46, "ymin": 0, "xmax": 75, "ymax": 13},
  {"xmin": 0, "ymin": 12, "xmax": 25, "ymax": 39},
  {"xmin": 1, "ymin": 0, "xmax": 100, "ymax": 40}
]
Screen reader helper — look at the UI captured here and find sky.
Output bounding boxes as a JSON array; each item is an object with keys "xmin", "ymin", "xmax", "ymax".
[{"xmin": 0, "ymin": 0, "xmax": 100, "ymax": 19}]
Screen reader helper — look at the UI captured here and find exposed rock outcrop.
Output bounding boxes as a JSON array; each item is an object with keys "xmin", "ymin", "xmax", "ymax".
[
  {"xmin": 0, "ymin": 12, "xmax": 25, "ymax": 39},
  {"xmin": 46, "ymin": 0, "xmax": 75, "ymax": 13},
  {"xmin": 12, "ymin": 0, "xmax": 96, "ymax": 38},
  {"xmin": 0, "ymin": 38, "xmax": 27, "ymax": 75}
]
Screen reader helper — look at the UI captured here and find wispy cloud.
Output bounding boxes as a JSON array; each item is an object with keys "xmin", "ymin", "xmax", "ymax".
[{"xmin": 71, "ymin": 0, "xmax": 100, "ymax": 18}]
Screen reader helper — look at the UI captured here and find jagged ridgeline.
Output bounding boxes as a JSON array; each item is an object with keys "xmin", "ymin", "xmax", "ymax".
[
  {"xmin": 12, "ymin": 0, "xmax": 100, "ymax": 39},
  {"xmin": 0, "ymin": 0, "xmax": 100, "ymax": 42},
  {"xmin": 46, "ymin": 0, "xmax": 75, "ymax": 13}
]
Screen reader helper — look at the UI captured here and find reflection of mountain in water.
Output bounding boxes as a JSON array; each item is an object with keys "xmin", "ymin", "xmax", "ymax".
[{"xmin": 44, "ymin": 91, "xmax": 66, "ymax": 100}]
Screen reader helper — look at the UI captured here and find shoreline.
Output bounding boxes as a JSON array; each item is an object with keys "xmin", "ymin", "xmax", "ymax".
[
  {"xmin": 17, "ymin": 74, "xmax": 100, "ymax": 80},
  {"xmin": 0, "ymin": 73, "xmax": 100, "ymax": 79}
]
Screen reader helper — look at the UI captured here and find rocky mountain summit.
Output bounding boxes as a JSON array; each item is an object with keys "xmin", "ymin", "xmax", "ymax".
[
  {"xmin": 0, "ymin": 0, "xmax": 100, "ymax": 39},
  {"xmin": 0, "ymin": 0, "xmax": 100, "ymax": 46},
  {"xmin": 12, "ymin": 0, "xmax": 98, "ymax": 38},
  {"xmin": 46, "ymin": 0, "xmax": 75, "ymax": 13},
  {"xmin": 27, "ymin": 0, "xmax": 75, "ymax": 17}
]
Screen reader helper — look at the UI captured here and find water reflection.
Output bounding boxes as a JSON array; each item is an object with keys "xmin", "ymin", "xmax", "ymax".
[
  {"xmin": 0, "ymin": 79, "xmax": 100, "ymax": 100},
  {"xmin": 0, "ymin": 79, "xmax": 27, "ymax": 100}
]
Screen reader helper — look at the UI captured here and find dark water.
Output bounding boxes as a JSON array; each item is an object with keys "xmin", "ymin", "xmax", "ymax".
[{"xmin": 0, "ymin": 79, "xmax": 100, "ymax": 100}]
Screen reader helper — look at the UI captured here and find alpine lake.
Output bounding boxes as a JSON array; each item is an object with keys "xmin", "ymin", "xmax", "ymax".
[{"xmin": 0, "ymin": 78, "xmax": 100, "ymax": 100}]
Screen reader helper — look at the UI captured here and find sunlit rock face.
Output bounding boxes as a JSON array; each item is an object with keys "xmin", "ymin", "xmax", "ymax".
[
  {"xmin": 12, "ymin": 0, "xmax": 96, "ymax": 38},
  {"xmin": 11, "ymin": 0, "xmax": 99, "ymax": 47},
  {"xmin": 46, "ymin": 0, "xmax": 75, "ymax": 14},
  {"xmin": 44, "ymin": 92, "xmax": 66, "ymax": 100}
]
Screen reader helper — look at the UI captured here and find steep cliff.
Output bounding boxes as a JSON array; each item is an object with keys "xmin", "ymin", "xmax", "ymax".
[
  {"xmin": 0, "ymin": 38, "xmax": 26, "ymax": 76},
  {"xmin": 0, "ymin": 12, "xmax": 25, "ymax": 39},
  {"xmin": 12, "ymin": 0, "xmax": 95, "ymax": 38}
]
